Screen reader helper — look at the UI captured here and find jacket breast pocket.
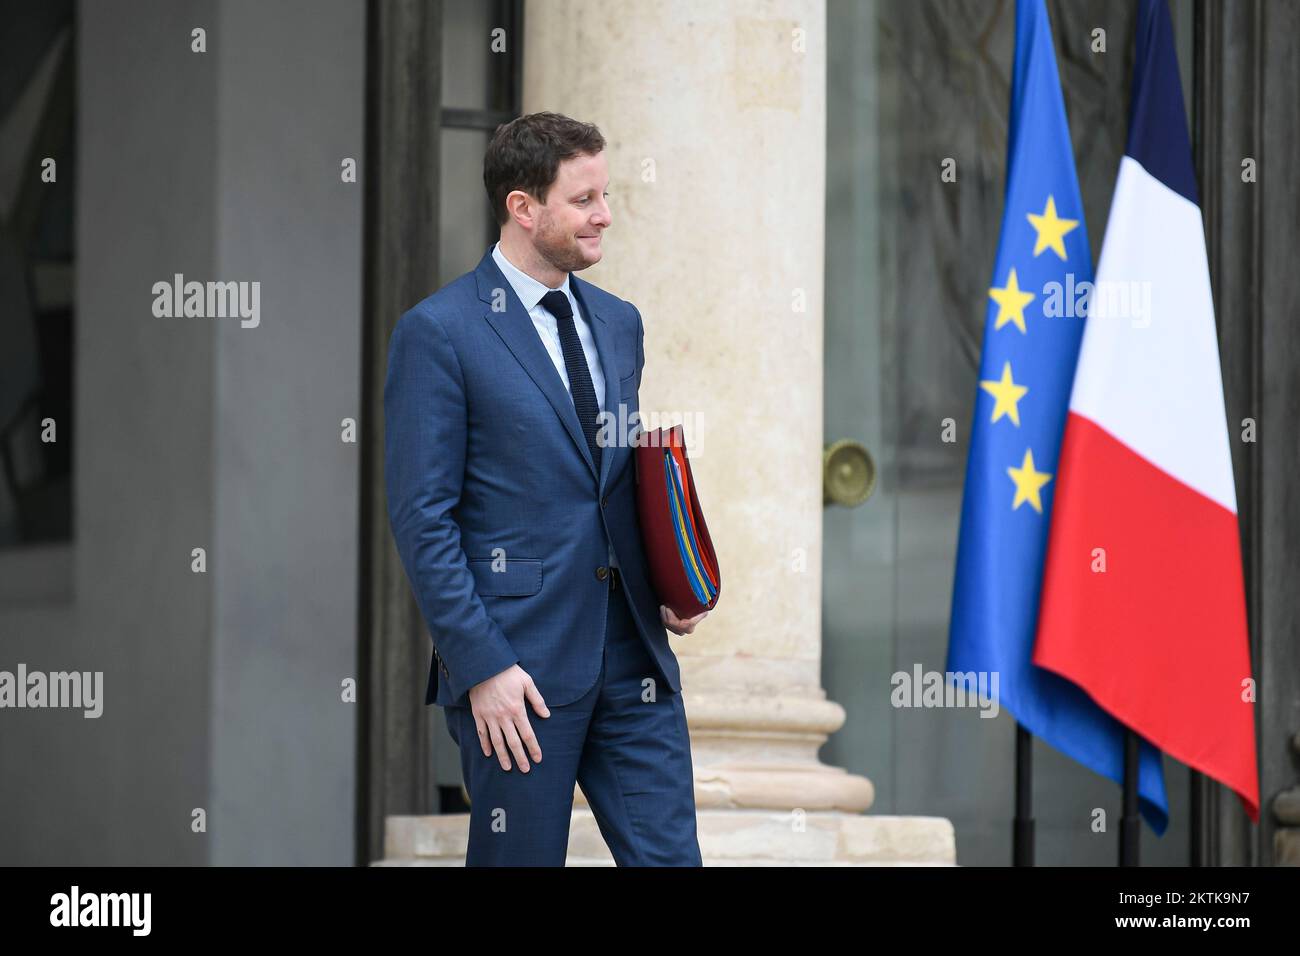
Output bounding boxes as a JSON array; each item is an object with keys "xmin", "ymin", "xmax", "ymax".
[{"xmin": 467, "ymin": 557, "xmax": 543, "ymax": 596}]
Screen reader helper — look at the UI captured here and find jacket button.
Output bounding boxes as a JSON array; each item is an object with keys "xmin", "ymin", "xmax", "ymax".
[
  {"xmin": 601, "ymin": 496, "xmax": 608, "ymax": 507},
  {"xmin": 595, "ymin": 566, "xmax": 608, "ymax": 580}
]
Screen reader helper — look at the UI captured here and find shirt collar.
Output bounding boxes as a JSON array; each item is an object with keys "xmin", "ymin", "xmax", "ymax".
[{"xmin": 492, "ymin": 241, "xmax": 572, "ymax": 313}]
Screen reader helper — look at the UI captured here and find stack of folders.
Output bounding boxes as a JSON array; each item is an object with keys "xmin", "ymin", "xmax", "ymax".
[{"xmin": 634, "ymin": 423, "xmax": 721, "ymax": 619}]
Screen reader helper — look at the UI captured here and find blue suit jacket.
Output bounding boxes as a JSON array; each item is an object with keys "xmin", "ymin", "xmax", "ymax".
[{"xmin": 384, "ymin": 245, "xmax": 682, "ymax": 708}]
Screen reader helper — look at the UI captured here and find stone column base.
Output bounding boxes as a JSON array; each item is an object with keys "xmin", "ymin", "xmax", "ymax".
[{"xmin": 378, "ymin": 809, "xmax": 956, "ymax": 866}]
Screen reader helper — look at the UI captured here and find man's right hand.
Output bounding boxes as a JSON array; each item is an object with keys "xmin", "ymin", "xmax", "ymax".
[{"xmin": 467, "ymin": 664, "xmax": 550, "ymax": 772}]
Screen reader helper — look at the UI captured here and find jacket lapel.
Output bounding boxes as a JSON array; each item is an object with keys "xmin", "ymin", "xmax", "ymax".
[{"xmin": 572, "ymin": 274, "xmax": 618, "ymax": 496}]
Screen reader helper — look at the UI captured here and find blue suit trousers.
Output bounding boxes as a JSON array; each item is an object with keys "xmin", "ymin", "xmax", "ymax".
[{"xmin": 444, "ymin": 572, "xmax": 702, "ymax": 866}]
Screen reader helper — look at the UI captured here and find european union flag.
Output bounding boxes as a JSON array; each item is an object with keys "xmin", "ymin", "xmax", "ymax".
[{"xmin": 946, "ymin": 0, "xmax": 1169, "ymax": 835}]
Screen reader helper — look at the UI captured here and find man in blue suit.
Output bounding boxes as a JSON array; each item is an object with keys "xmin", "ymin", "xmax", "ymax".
[{"xmin": 384, "ymin": 112, "xmax": 707, "ymax": 866}]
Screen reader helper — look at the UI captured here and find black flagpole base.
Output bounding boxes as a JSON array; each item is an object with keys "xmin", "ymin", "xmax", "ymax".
[
  {"xmin": 1014, "ymin": 723, "xmax": 1035, "ymax": 866},
  {"xmin": 1119, "ymin": 729, "xmax": 1141, "ymax": 866}
]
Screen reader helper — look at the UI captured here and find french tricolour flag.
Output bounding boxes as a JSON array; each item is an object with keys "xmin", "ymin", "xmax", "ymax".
[{"xmin": 1033, "ymin": 0, "xmax": 1260, "ymax": 822}]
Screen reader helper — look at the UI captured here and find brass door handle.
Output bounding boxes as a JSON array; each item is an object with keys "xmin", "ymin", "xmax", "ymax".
[{"xmin": 823, "ymin": 439, "xmax": 876, "ymax": 507}]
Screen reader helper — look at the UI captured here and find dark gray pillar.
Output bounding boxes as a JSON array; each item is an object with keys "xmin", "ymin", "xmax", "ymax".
[{"xmin": 357, "ymin": 0, "xmax": 442, "ymax": 866}]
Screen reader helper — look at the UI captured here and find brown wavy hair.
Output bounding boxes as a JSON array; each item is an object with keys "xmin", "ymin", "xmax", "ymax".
[{"xmin": 483, "ymin": 111, "xmax": 606, "ymax": 227}]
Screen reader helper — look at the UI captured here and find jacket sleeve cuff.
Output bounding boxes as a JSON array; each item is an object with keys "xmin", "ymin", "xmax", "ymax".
[{"xmin": 441, "ymin": 637, "xmax": 520, "ymax": 705}]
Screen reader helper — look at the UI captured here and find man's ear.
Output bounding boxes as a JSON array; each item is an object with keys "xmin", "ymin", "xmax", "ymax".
[{"xmin": 505, "ymin": 189, "xmax": 535, "ymax": 230}]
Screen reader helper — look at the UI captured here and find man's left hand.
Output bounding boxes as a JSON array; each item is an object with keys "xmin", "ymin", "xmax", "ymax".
[{"xmin": 661, "ymin": 604, "xmax": 708, "ymax": 635}]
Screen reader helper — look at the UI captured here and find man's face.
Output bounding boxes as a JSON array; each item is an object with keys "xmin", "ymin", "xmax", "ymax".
[{"xmin": 530, "ymin": 150, "xmax": 610, "ymax": 273}]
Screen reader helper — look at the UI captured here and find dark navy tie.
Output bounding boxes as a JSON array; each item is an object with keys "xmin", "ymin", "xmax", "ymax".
[{"xmin": 541, "ymin": 289, "xmax": 601, "ymax": 476}]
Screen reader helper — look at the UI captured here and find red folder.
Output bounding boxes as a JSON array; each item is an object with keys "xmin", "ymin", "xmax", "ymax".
[{"xmin": 634, "ymin": 423, "xmax": 721, "ymax": 619}]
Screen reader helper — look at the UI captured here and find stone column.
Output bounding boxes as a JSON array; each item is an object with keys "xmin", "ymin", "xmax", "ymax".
[
  {"xmin": 381, "ymin": 0, "xmax": 953, "ymax": 866},
  {"xmin": 526, "ymin": 0, "xmax": 950, "ymax": 865}
]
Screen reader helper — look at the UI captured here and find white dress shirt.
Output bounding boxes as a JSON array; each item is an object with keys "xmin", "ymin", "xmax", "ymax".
[{"xmin": 491, "ymin": 241, "xmax": 618, "ymax": 569}]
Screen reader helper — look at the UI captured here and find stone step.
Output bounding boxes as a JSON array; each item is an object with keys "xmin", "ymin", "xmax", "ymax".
[{"xmin": 379, "ymin": 808, "xmax": 956, "ymax": 866}]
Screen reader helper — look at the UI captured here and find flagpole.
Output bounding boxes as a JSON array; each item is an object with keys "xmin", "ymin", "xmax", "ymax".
[
  {"xmin": 1190, "ymin": 769, "xmax": 1203, "ymax": 866},
  {"xmin": 1119, "ymin": 730, "xmax": 1140, "ymax": 865},
  {"xmin": 1014, "ymin": 723, "xmax": 1034, "ymax": 866}
]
